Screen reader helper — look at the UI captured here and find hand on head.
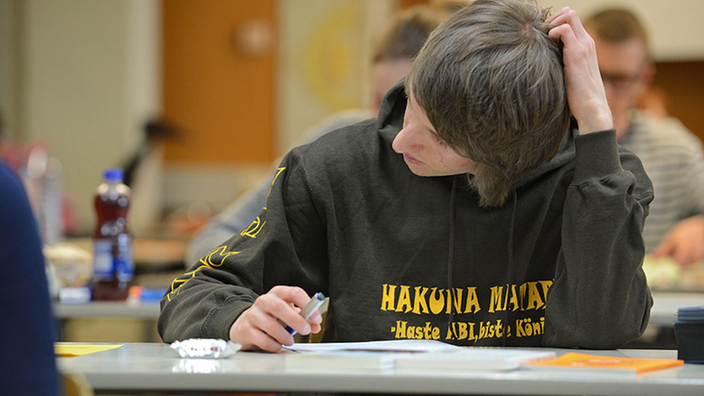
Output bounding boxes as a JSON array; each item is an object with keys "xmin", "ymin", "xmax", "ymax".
[
  {"xmin": 546, "ymin": 7, "xmax": 613, "ymax": 134},
  {"xmin": 229, "ymin": 286, "xmax": 323, "ymax": 352}
]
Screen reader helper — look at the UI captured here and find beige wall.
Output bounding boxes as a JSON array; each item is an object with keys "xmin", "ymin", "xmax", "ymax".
[
  {"xmin": 277, "ymin": 0, "xmax": 392, "ymax": 155},
  {"xmin": 0, "ymin": 0, "xmax": 21, "ymax": 140},
  {"xmin": 1, "ymin": 0, "xmax": 161, "ymax": 234},
  {"xmin": 542, "ymin": 0, "xmax": 704, "ymax": 61}
]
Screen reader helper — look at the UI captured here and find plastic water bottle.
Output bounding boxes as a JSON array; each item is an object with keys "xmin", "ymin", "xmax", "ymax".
[{"xmin": 91, "ymin": 168, "xmax": 133, "ymax": 300}]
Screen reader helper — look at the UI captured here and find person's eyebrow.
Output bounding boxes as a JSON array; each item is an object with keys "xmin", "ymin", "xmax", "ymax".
[
  {"xmin": 425, "ymin": 124, "xmax": 439, "ymax": 136},
  {"xmin": 418, "ymin": 110, "xmax": 439, "ymax": 137},
  {"xmin": 408, "ymin": 95, "xmax": 438, "ymax": 135}
]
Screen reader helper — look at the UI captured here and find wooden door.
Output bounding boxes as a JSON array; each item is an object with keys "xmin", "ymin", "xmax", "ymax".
[{"xmin": 162, "ymin": 0, "xmax": 276, "ymax": 165}]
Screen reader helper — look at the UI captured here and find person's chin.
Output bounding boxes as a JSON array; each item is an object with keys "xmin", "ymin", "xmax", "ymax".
[{"xmin": 405, "ymin": 162, "xmax": 434, "ymax": 177}]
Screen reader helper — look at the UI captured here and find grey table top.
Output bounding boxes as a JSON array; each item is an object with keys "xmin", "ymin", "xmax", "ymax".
[
  {"xmin": 57, "ymin": 342, "xmax": 704, "ymax": 395},
  {"xmin": 649, "ymin": 292, "xmax": 704, "ymax": 325},
  {"xmin": 53, "ymin": 300, "xmax": 160, "ymax": 319}
]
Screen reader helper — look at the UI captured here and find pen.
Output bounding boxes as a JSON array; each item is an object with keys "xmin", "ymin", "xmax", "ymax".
[{"xmin": 285, "ymin": 292, "xmax": 325, "ymax": 335}]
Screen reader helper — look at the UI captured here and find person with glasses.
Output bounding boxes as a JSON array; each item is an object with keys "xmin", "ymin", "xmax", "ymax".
[{"xmin": 585, "ymin": 9, "xmax": 704, "ymax": 267}]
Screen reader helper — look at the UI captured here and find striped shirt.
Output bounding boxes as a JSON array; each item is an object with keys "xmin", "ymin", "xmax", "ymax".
[{"xmin": 619, "ymin": 111, "xmax": 704, "ymax": 253}]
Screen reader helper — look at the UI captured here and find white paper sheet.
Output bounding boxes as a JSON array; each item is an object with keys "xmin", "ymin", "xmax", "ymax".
[{"xmin": 283, "ymin": 339, "xmax": 463, "ymax": 354}]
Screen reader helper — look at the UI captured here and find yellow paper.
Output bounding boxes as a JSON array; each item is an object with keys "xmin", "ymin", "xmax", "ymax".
[{"xmin": 55, "ymin": 344, "xmax": 123, "ymax": 357}]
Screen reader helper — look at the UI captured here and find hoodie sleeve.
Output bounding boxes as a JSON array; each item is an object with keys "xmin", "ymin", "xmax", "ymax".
[
  {"xmin": 543, "ymin": 129, "xmax": 654, "ymax": 349},
  {"xmin": 158, "ymin": 150, "xmax": 329, "ymax": 343},
  {"xmin": 184, "ymin": 167, "xmax": 279, "ymax": 266}
]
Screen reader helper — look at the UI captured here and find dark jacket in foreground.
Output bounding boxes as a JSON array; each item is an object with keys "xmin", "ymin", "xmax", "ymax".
[
  {"xmin": 0, "ymin": 162, "xmax": 59, "ymax": 395},
  {"xmin": 159, "ymin": 84, "xmax": 654, "ymax": 349}
]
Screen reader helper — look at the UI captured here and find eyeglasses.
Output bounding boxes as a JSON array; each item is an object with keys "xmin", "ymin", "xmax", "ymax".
[
  {"xmin": 600, "ymin": 72, "xmax": 641, "ymax": 91},
  {"xmin": 600, "ymin": 62, "xmax": 647, "ymax": 91}
]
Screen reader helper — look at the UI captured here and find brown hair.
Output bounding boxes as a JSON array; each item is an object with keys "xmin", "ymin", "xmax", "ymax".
[
  {"xmin": 408, "ymin": 0, "xmax": 570, "ymax": 207},
  {"xmin": 583, "ymin": 8, "xmax": 650, "ymax": 57},
  {"xmin": 584, "ymin": 9, "xmax": 648, "ymax": 44},
  {"xmin": 372, "ymin": 4, "xmax": 458, "ymax": 63}
]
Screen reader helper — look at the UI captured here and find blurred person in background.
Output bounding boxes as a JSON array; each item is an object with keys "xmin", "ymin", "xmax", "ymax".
[
  {"xmin": 186, "ymin": 2, "xmax": 464, "ymax": 265},
  {"xmin": 0, "ymin": 159, "xmax": 59, "ymax": 395},
  {"xmin": 584, "ymin": 9, "xmax": 704, "ymax": 267}
]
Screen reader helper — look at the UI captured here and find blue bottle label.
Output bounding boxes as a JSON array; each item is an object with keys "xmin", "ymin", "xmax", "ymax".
[
  {"xmin": 93, "ymin": 240, "xmax": 113, "ymax": 278},
  {"xmin": 92, "ymin": 237, "xmax": 133, "ymax": 280},
  {"xmin": 115, "ymin": 234, "xmax": 134, "ymax": 281}
]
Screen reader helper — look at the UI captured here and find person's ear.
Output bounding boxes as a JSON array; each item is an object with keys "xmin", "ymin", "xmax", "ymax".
[{"xmin": 640, "ymin": 61, "xmax": 656, "ymax": 88}]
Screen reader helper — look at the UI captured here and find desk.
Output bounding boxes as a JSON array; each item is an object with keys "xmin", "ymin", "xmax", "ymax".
[
  {"xmin": 58, "ymin": 343, "xmax": 704, "ymax": 395},
  {"xmin": 53, "ymin": 302, "xmax": 161, "ymax": 342},
  {"xmin": 50, "ymin": 238, "xmax": 179, "ymax": 342},
  {"xmin": 53, "ymin": 301, "xmax": 160, "ymax": 319},
  {"xmin": 650, "ymin": 292, "xmax": 704, "ymax": 326}
]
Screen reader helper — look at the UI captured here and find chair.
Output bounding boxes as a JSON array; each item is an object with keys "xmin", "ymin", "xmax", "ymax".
[{"xmin": 62, "ymin": 373, "xmax": 94, "ymax": 396}]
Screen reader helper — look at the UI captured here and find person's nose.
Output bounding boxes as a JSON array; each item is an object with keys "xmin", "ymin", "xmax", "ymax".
[{"xmin": 392, "ymin": 124, "xmax": 416, "ymax": 154}]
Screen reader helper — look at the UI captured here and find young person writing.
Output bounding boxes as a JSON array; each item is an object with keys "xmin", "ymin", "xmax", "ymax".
[{"xmin": 159, "ymin": 0, "xmax": 653, "ymax": 352}]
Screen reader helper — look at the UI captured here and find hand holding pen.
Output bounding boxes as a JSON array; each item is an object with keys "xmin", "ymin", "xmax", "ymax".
[
  {"xmin": 229, "ymin": 286, "xmax": 324, "ymax": 352},
  {"xmin": 285, "ymin": 292, "xmax": 325, "ymax": 335}
]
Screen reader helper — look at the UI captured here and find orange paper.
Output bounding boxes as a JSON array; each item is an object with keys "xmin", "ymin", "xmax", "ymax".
[{"xmin": 524, "ymin": 352, "xmax": 683, "ymax": 374}]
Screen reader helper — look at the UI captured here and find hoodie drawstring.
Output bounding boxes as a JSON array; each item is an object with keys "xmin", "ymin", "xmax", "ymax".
[
  {"xmin": 447, "ymin": 177, "xmax": 458, "ymax": 343},
  {"xmin": 503, "ymin": 189, "xmax": 518, "ymax": 346},
  {"xmin": 447, "ymin": 182, "xmax": 518, "ymax": 346}
]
